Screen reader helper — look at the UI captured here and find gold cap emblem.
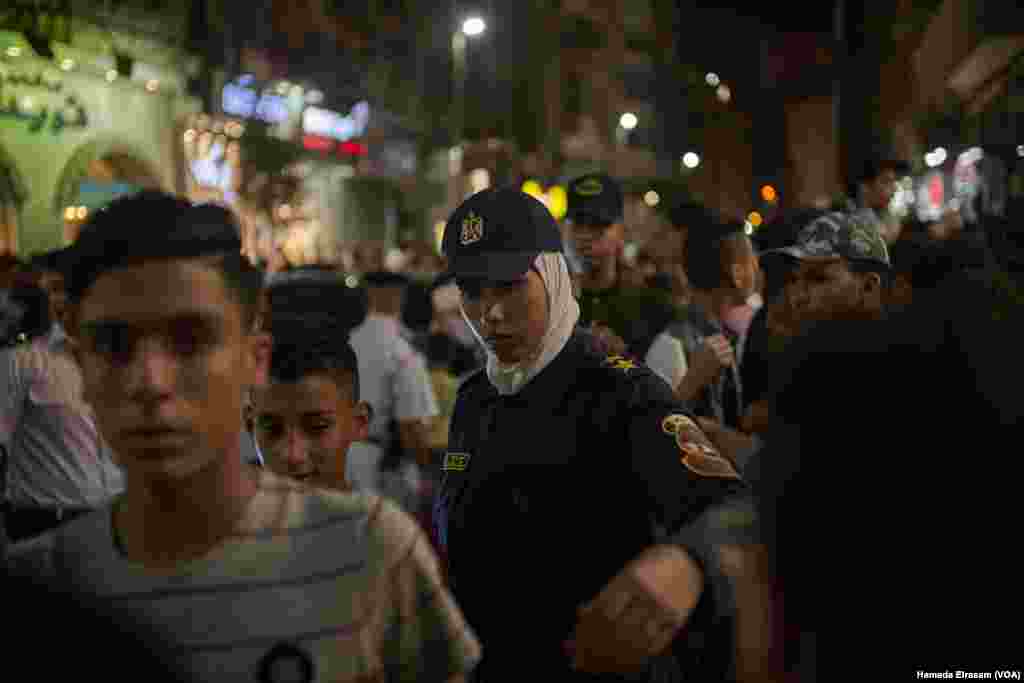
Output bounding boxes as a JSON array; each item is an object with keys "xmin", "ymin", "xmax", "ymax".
[{"xmin": 460, "ymin": 211, "xmax": 484, "ymax": 245}]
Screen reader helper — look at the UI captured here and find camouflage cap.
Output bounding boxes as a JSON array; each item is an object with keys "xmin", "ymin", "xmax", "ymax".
[{"xmin": 765, "ymin": 212, "xmax": 891, "ymax": 268}]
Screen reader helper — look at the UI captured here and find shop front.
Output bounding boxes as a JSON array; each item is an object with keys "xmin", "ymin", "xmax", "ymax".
[{"xmin": 0, "ymin": 29, "xmax": 199, "ymax": 256}]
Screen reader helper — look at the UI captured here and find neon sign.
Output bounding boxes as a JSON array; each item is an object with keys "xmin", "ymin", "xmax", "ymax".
[
  {"xmin": 222, "ymin": 79, "xmax": 289, "ymax": 124},
  {"xmin": 302, "ymin": 101, "xmax": 370, "ymax": 142}
]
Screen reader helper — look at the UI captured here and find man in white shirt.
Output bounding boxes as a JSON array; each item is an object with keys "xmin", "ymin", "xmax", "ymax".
[{"xmin": 347, "ymin": 271, "xmax": 439, "ymax": 500}]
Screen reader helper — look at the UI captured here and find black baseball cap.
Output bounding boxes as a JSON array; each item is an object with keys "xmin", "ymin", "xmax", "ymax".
[
  {"xmin": 566, "ymin": 173, "xmax": 624, "ymax": 226},
  {"xmin": 442, "ymin": 187, "xmax": 562, "ymax": 280}
]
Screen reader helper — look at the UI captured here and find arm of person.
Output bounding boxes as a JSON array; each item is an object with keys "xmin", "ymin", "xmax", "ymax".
[
  {"xmin": 394, "ymin": 347, "xmax": 441, "ymax": 467},
  {"xmin": 674, "ymin": 335, "xmax": 733, "ymax": 404},
  {"xmin": 570, "ymin": 367, "xmax": 747, "ymax": 675},
  {"xmin": 373, "ymin": 498, "xmax": 481, "ymax": 682}
]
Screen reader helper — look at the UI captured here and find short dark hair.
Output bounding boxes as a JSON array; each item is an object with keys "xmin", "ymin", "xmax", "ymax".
[
  {"xmin": 65, "ymin": 191, "xmax": 263, "ymax": 327},
  {"xmin": 267, "ymin": 331, "xmax": 362, "ymax": 403},
  {"xmin": 2, "ymin": 284, "xmax": 52, "ymax": 345},
  {"xmin": 685, "ymin": 221, "xmax": 750, "ymax": 292}
]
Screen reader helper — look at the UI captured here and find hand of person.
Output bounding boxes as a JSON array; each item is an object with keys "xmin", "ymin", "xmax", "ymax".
[
  {"xmin": 566, "ymin": 545, "xmax": 703, "ymax": 675},
  {"xmin": 686, "ymin": 334, "xmax": 735, "ymax": 389},
  {"xmin": 695, "ymin": 417, "xmax": 756, "ymax": 469},
  {"xmin": 740, "ymin": 400, "xmax": 772, "ymax": 435}
]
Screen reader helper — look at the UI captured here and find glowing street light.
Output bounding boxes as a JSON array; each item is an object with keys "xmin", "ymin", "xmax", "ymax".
[
  {"xmin": 619, "ymin": 112, "xmax": 639, "ymax": 130},
  {"xmin": 462, "ymin": 17, "xmax": 486, "ymax": 36},
  {"xmin": 644, "ymin": 190, "xmax": 660, "ymax": 207},
  {"xmin": 925, "ymin": 147, "xmax": 947, "ymax": 168},
  {"xmin": 705, "ymin": 72, "xmax": 720, "ymax": 87},
  {"xmin": 682, "ymin": 152, "xmax": 700, "ymax": 169}
]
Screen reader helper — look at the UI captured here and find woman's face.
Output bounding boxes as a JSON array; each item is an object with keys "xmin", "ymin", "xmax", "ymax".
[{"xmin": 458, "ymin": 269, "xmax": 549, "ymax": 364}]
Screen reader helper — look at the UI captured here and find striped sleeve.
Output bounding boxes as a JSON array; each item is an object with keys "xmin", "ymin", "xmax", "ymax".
[{"xmin": 373, "ymin": 499, "xmax": 481, "ymax": 682}]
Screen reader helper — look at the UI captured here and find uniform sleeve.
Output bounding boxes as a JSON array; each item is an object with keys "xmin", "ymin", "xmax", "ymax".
[
  {"xmin": 0, "ymin": 349, "xmax": 28, "ymax": 446},
  {"xmin": 380, "ymin": 500, "xmax": 482, "ymax": 682},
  {"xmin": 623, "ymin": 371, "xmax": 748, "ymax": 536},
  {"xmin": 394, "ymin": 345, "xmax": 440, "ymax": 422},
  {"xmin": 644, "ymin": 332, "xmax": 686, "ymax": 390}
]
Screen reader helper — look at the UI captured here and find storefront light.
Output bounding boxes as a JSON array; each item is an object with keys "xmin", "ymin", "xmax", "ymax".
[
  {"xmin": 145, "ymin": 79, "xmax": 160, "ymax": 93},
  {"xmin": 76, "ymin": 207, "xmax": 88, "ymax": 220},
  {"xmin": 1017, "ymin": 145, "xmax": 1024, "ymax": 158},
  {"xmin": 64, "ymin": 207, "xmax": 76, "ymax": 221},
  {"xmin": 59, "ymin": 58, "xmax": 75, "ymax": 71},
  {"xmin": 644, "ymin": 190, "xmax": 660, "ymax": 207},
  {"xmin": 6, "ymin": 46, "xmax": 22, "ymax": 58}
]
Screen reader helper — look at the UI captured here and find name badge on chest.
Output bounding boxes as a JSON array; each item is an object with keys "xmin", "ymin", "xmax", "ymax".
[{"xmin": 443, "ymin": 452, "xmax": 472, "ymax": 472}]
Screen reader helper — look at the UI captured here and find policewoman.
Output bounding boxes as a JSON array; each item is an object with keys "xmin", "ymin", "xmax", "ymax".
[{"xmin": 435, "ymin": 188, "xmax": 747, "ymax": 682}]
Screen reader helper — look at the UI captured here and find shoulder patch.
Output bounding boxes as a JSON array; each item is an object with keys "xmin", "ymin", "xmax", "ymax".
[
  {"xmin": 661, "ymin": 413, "xmax": 741, "ymax": 480},
  {"xmin": 603, "ymin": 354, "xmax": 637, "ymax": 372}
]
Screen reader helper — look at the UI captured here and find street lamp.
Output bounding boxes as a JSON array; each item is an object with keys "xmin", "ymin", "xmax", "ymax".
[
  {"xmin": 452, "ymin": 16, "xmax": 487, "ymax": 150},
  {"xmin": 463, "ymin": 17, "xmax": 486, "ymax": 36}
]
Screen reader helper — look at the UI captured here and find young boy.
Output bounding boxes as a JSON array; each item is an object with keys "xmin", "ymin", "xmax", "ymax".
[
  {"xmin": 7, "ymin": 191, "xmax": 480, "ymax": 683},
  {"xmin": 252, "ymin": 332, "xmax": 370, "ymax": 490}
]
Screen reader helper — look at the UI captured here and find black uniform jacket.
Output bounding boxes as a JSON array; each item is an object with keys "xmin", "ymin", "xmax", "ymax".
[{"xmin": 435, "ymin": 329, "xmax": 747, "ymax": 681}]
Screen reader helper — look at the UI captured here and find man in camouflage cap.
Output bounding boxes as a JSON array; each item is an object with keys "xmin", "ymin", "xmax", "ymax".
[{"xmin": 763, "ymin": 211, "xmax": 890, "ymax": 337}]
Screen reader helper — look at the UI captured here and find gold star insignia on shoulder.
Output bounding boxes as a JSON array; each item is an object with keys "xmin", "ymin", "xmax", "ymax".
[{"xmin": 603, "ymin": 355, "xmax": 637, "ymax": 372}]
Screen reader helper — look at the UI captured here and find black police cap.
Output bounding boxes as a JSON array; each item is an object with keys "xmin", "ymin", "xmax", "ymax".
[
  {"xmin": 60, "ymin": 191, "xmax": 243, "ymax": 301},
  {"xmin": 442, "ymin": 187, "xmax": 562, "ymax": 280},
  {"xmin": 565, "ymin": 173, "xmax": 624, "ymax": 225}
]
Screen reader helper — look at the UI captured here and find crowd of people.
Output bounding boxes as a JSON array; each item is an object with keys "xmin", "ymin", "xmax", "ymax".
[{"xmin": 0, "ymin": 148, "xmax": 1021, "ymax": 681}]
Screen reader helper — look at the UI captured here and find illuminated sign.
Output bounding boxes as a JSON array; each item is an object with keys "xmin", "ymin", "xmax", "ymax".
[
  {"xmin": 302, "ymin": 101, "xmax": 370, "ymax": 142},
  {"xmin": 521, "ymin": 180, "xmax": 567, "ymax": 219},
  {"xmin": 222, "ymin": 80, "xmax": 289, "ymax": 124}
]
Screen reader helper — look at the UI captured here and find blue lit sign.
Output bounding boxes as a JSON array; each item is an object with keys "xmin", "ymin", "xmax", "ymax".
[
  {"xmin": 302, "ymin": 102, "xmax": 370, "ymax": 142},
  {"xmin": 221, "ymin": 80, "xmax": 289, "ymax": 124}
]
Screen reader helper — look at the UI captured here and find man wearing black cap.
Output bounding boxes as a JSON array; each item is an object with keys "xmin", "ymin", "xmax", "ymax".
[
  {"xmin": 436, "ymin": 187, "xmax": 747, "ymax": 682},
  {"xmin": 563, "ymin": 173, "xmax": 685, "ymax": 391}
]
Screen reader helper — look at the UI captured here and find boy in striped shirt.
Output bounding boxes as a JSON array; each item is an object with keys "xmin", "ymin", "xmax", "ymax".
[{"xmin": 9, "ymin": 192, "xmax": 480, "ymax": 683}]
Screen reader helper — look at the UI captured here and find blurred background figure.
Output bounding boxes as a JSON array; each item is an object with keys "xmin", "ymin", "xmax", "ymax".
[{"xmin": 1, "ymin": 283, "xmax": 123, "ymax": 545}]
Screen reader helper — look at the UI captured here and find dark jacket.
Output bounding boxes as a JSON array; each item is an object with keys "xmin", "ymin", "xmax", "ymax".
[{"xmin": 435, "ymin": 329, "xmax": 746, "ymax": 682}]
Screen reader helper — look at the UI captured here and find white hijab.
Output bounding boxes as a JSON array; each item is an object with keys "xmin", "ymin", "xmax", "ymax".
[{"xmin": 460, "ymin": 252, "xmax": 580, "ymax": 395}]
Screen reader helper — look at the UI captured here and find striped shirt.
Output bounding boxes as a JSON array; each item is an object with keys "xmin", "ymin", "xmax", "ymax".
[{"xmin": 12, "ymin": 469, "xmax": 480, "ymax": 682}]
